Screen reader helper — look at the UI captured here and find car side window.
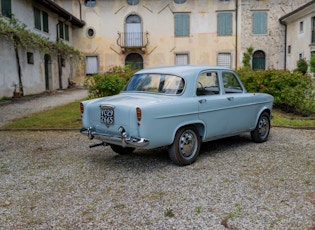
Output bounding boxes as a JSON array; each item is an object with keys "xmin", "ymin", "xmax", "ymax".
[
  {"xmin": 196, "ymin": 71, "xmax": 220, "ymax": 96},
  {"xmin": 222, "ymin": 72, "xmax": 243, "ymax": 94}
]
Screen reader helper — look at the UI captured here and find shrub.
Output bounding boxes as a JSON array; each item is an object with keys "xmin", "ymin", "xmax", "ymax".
[
  {"xmin": 236, "ymin": 69, "xmax": 315, "ymax": 116},
  {"xmin": 296, "ymin": 59, "xmax": 308, "ymax": 75},
  {"xmin": 84, "ymin": 66, "xmax": 136, "ymax": 99}
]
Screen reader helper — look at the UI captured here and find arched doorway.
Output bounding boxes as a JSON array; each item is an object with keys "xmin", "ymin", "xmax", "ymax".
[
  {"xmin": 125, "ymin": 14, "xmax": 142, "ymax": 47},
  {"xmin": 44, "ymin": 54, "xmax": 52, "ymax": 90},
  {"xmin": 125, "ymin": 53, "xmax": 143, "ymax": 70},
  {"xmin": 252, "ymin": 50, "xmax": 266, "ymax": 70}
]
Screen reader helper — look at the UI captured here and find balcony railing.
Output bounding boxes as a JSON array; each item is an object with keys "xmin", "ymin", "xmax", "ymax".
[{"xmin": 117, "ymin": 32, "xmax": 149, "ymax": 49}]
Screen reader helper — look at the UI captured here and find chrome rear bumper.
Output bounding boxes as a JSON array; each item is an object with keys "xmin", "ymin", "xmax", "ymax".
[{"xmin": 80, "ymin": 127, "xmax": 149, "ymax": 148}]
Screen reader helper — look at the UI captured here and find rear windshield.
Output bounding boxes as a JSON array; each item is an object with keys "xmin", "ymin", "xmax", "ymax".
[{"xmin": 124, "ymin": 74, "xmax": 185, "ymax": 95}]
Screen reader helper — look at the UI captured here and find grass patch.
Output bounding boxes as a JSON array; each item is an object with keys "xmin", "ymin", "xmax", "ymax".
[
  {"xmin": 1, "ymin": 102, "xmax": 314, "ymax": 129},
  {"xmin": 271, "ymin": 109, "xmax": 315, "ymax": 127},
  {"xmin": 1, "ymin": 100, "xmax": 82, "ymax": 129}
]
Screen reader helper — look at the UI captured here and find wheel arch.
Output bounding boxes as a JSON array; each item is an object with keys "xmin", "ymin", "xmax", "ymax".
[{"xmin": 171, "ymin": 121, "xmax": 205, "ymax": 144}]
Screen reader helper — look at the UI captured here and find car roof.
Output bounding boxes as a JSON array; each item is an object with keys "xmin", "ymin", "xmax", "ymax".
[{"xmin": 135, "ymin": 65, "xmax": 232, "ymax": 77}]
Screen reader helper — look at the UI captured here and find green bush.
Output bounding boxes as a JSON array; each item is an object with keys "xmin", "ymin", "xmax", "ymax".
[
  {"xmin": 236, "ymin": 69, "xmax": 315, "ymax": 116},
  {"xmin": 296, "ymin": 59, "xmax": 308, "ymax": 75},
  {"xmin": 84, "ymin": 66, "xmax": 136, "ymax": 99}
]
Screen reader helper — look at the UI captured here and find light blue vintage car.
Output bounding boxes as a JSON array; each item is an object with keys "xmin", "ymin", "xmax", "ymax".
[{"xmin": 80, "ymin": 65, "xmax": 274, "ymax": 166}]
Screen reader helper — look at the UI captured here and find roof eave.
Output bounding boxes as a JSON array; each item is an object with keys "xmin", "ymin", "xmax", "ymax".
[{"xmin": 33, "ymin": 0, "xmax": 85, "ymax": 28}]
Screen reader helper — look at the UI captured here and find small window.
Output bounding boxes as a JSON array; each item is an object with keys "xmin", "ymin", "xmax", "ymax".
[
  {"xmin": 222, "ymin": 72, "xmax": 243, "ymax": 93},
  {"xmin": 127, "ymin": 0, "xmax": 139, "ymax": 5},
  {"xmin": 253, "ymin": 11, "xmax": 267, "ymax": 34},
  {"xmin": 87, "ymin": 27, "xmax": 95, "ymax": 38},
  {"xmin": 217, "ymin": 12, "xmax": 232, "ymax": 36},
  {"xmin": 218, "ymin": 53, "xmax": 231, "ymax": 68},
  {"xmin": 34, "ymin": 7, "xmax": 49, "ymax": 33},
  {"xmin": 196, "ymin": 72, "xmax": 220, "ymax": 96},
  {"xmin": 42, "ymin": 11, "xmax": 49, "ymax": 33},
  {"xmin": 299, "ymin": 21, "xmax": 304, "ymax": 33},
  {"xmin": 85, "ymin": 0, "xmax": 96, "ymax": 7},
  {"xmin": 34, "ymin": 7, "xmax": 41, "ymax": 30},
  {"xmin": 288, "ymin": 45, "xmax": 291, "ymax": 54},
  {"xmin": 174, "ymin": 13, "xmax": 190, "ymax": 37},
  {"xmin": 220, "ymin": 0, "xmax": 230, "ymax": 2},
  {"xmin": 86, "ymin": 56, "xmax": 98, "ymax": 75},
  {"xmin": 58, "ymin": 23, "xmax": 69, "ymax": 41},
  {"xmin": 175, "ymin": 53, "xmax": 189, "ymax": 65},
  {"xmin": 1, "ymin": 0, "xmax": 12, "ymax": 17},
  {"xmin": 174, "ymin": 0, "xmax": 186, "ymax": 4},
  {"xmin": 27, "ymin": 52, "xmax": 34, "ymax": 64}
]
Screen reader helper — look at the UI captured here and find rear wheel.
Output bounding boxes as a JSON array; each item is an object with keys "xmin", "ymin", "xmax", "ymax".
[
  {"xmin": 251, "ymin": 112, "xmax": 270, "ymax": 143},
  {"xmin": 168, "ymin": 126, "xmax": 201, "ymax": 166},
  {"xmin": 110, "ymin": 145, "xmax": 135, "ymax": 155}
]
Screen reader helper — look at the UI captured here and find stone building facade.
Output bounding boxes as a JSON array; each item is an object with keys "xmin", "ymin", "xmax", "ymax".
[{"xmin": 0, "ymin": 0, "xmax": 312, "ymax": 97}]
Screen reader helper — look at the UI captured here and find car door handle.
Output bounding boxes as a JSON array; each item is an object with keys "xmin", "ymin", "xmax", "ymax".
[
  {"xmin": 198, "ymin": 99, "xmax": 207, "ymax": 103},
  {"xmin": 227, "ymin": 97, "xmax": 234, "ymax": 101}
]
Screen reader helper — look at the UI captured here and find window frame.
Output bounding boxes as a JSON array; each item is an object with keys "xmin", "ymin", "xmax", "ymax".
[
  {"xmin": 252, "ymin": 11, "xmax": 267, "ymax": 35},
  {"xmin": 1, "ymin": 0, "xmax": 12, "ymax": 18},
  {"xmin": 174, "ymin": 13, "xmax": 190, "ymax": 37},
  {"xmin": 85, "ymin": 0, "xmax": 96, "ymax": 7},
  {"xmin": 217, "ymin": 12, "xmax": 233, "ymax": 36},
  {"xmin": 175, "ymin": 53, "xmax": 189, "ymax": 65},
  {"xmin": 86, "ymin": 55, "xmax": 99, "ymax": 75},
  {"xmin": 34, "ymin": 7, "xmax": 49, "ymax": 33}
]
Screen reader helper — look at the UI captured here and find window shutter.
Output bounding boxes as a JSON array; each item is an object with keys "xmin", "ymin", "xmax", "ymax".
[
  {"xmin": 65, "ymin": 24, "xmax": 69, "ymax": 41},
  {"xmin": 175, "ymin": 13, "xmax": 189, "ymax": 36},
  {"xmin": 42, "ymin": 11, "xmax": 49, "ymax": 33},
  {"xmin": 218, "ymin": 12, "xmax": 232, "ymax": 36},
  {"xmin": 1, "ymin": 0, "xmax": 11, "ymax": 17},
  {"xmin": 86, "ymin": 56, "xmax": 98, "ymax": 74},
  {"xmin": 253, "ymin": 11, "xmax": 267, "ymax": 34},
  {"xmin": 59, "ymin": 23, "xmax": 64, "ymax": 39},
  {"xmin": 176, "ymin": 54, "xmax": 188, "ymax": 65},
  {"xmin": 34, "ymin": 7, "xmax": 41, "ymax": 30}
]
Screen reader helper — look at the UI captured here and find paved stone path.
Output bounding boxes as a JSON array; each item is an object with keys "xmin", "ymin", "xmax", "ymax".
[{"xmin": 0, "ymin": 88, "xmax": 88, "ymax": 127}]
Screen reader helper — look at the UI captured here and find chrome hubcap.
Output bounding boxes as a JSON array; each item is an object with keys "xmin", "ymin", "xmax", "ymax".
[
  {"xmin": 179, "ymin": 130, "xmax": 197, "ymax": 159},
  {"xmin": 258, "ymin": 117, "xmax": 269, "ymax": 138}
]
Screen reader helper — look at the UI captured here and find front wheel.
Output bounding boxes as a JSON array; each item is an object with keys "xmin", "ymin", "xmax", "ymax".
[
  {"xmin": 168, "ymin": 126, "xmax": 201, "ymax": 166},
  {"xmin": 251, "ymin": 112, "xmax": 270, "ymax": 143},
  {"xmin": 110, "ymin": 145, "xmax": 135, "ymax": 155}
]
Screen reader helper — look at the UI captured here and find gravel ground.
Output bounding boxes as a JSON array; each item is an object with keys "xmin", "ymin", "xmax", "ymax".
[{"xmin": 0, "ymin": 128, "xmax": 314, "ymax": 229}]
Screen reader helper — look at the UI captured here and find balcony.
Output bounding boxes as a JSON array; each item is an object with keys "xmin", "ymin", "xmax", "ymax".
[{"xmin": 117, "ymin": 32, "xmax": 149, "ymax": 52}]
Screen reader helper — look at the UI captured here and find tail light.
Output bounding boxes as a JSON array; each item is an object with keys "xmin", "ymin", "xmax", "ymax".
[
  {"xmin": 80, "ymin": 103, "xmax": 84, "ymax": 114},
  {"xmin": 136, "ymin": 107, "xmax": 142, "ymax": 121}
]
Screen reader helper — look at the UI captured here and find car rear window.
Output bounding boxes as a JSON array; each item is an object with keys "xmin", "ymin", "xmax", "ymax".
[{"xmin": 124, "ymin": 74, "xmax": 185, "ymax": 95}]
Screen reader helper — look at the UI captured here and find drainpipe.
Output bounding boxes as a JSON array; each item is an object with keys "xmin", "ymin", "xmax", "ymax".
[
  {"xmin": 235, "ymin": 0, "xmax": 238, "ymax": 69},
  {"xmin": 77, "ymin": 0, "xmax": 82, "ymax": 20},
  {"xmin": 280, "ymin": 20, "xmax": 287, "ymax": 70},
  {"xmin": 56, "ymin": 22, "xmax": 63, "ymax": 89}
]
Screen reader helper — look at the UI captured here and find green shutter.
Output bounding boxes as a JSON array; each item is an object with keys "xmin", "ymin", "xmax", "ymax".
[
  {"xmin": 65, "ymin": 24, "xmax": 69, "ymax": 41},
  {"xmin": 34, "ymin": 7, "xmax": 41, "ymax": 30},
  {"xmin": 253, "ymin": 11, "xmax": 267, "ymax": 34},
  {"xmin": 1, "ymin": 0, "xmax": 11, "ymax": 17},
  {"xmin": 42, "ymin": 11, "xmax": 49, "ymax": 33},
  {"xmin": 218, "ymin": 12, "xmax": 232, "ymax": 36},
  {"xmin": 59, "ymin": 23, "xmax": 64, "ymax": 39},
  {"xmin": 175, "ymin": 13, "xmax": 189, "ymax": 37}
]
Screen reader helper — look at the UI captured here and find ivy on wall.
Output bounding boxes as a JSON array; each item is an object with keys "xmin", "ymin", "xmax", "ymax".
[{"xmin": 0, "ymin": 15, "xmax": 83, "ymax": 95}]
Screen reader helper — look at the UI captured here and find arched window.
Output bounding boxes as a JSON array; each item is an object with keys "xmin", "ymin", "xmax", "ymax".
[
  {"xmin": 252, "ymin": 50, "xmax": 266, "ymax": 70},
  {"xmin": 125, "ymin": 53, "xmax": 143, "ymax": 70},
  {"xmin": 125, "ymin": 14, "xmax": 142, "ymax": 46},
  {"xmin": 127, "ymin": 0, "xmax": 139, "ymax": 5}
]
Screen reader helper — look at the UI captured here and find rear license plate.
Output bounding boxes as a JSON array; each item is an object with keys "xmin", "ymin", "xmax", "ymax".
[{"xmin": 100, "ymin": 106, "xmax": 114, "ymax": 127}]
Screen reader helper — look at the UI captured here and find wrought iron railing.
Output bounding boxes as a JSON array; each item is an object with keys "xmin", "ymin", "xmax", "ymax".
[{"xmin": 117, "ymin": 32, "xmax": 149, "ymax": 48}]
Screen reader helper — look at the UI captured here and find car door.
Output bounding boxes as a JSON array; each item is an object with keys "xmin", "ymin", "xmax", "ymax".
[
  {"xmin": 197, "ymin": 71, "xmax": 232, "ymax": 139},
  {"xmin": 220, "ymin": 71, "xmax": 256, "ymax": 132}
]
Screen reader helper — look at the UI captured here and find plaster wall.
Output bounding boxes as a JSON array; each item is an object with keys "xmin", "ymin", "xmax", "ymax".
[{"xmin": 72, "ymin": 0, "xmax": 239, "ymax": 85}]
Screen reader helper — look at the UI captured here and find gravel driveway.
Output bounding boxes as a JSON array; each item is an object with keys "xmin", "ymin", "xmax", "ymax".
[{"xmin": 0, "ymin": 128, "xmax": 314, "ymax": 229}]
